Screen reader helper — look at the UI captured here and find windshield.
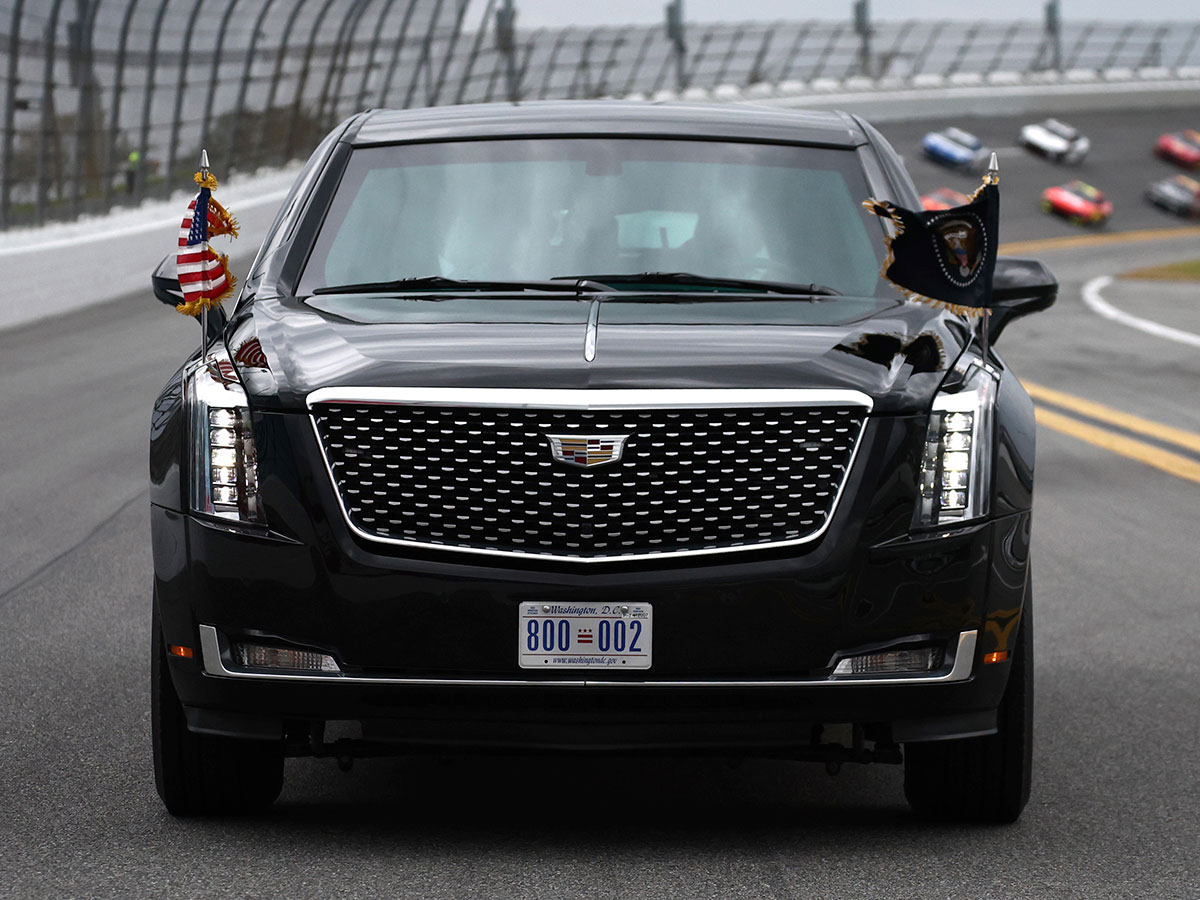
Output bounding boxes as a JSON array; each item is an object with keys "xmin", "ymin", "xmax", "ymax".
[{"xmin": 298, "ymin": 138, "xmax": 892, "ymax": 302}]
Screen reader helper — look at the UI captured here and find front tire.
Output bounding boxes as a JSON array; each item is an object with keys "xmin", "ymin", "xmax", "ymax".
[
  {"xmin": 152, "ymin": 604, "xmax": 284, "ymax": 815},
  {"xmin": 903, "ymin": 594, "xmax": 1034, "ymax": 823}
]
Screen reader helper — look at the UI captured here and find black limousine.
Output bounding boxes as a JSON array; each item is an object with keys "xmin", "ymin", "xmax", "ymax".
[{"xmin": 150, "ymin": 101, "xmax": 1055, "ymax": 821}]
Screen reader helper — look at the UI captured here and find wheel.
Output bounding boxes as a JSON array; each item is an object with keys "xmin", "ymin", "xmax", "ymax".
[
  {"xmin": 903, "ymin": 587, "xmax": 1033, "ymax": 823},
  {"xmin": 152, "ymin": 603, "xmax": 284, "ymax": 815}
]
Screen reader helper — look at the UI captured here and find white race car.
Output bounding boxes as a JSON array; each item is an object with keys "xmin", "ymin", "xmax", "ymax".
[{"xmin": 1019, "ymin": 119, "xmax": 1090, "ymax": 165}]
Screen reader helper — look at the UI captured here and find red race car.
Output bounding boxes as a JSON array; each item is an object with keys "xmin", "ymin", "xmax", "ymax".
[
  {"xmin": 1155, "ymin": 130, "xmax": 1200, "ymax": 169},
  {"xmin": 920, "ymin": 187, "xmax": 970, "ymax": 211},
  {"xmin": 1041, "ymin": 180, "xmax": 1112, "ymax": 225}
]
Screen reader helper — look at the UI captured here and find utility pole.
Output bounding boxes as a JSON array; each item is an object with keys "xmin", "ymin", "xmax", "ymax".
[
  {"xmin": 852, "ymin": 0, "xmax": 872, "ymax": 78},
  {"xmin": 665, "ymin": 0, "xmax": 686, "ymax": 92},
  {"xmin": 496, "ymin": 0, "xmax": 519, "ymax": 102}
]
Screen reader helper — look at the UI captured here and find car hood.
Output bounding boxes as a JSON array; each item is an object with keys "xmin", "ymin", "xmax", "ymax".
[{"xmin": 226, "ymin": 293, "xmax": 970, "ymax": 416}]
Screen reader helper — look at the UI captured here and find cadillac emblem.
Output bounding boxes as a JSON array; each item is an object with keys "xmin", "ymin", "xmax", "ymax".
[{"xmin": 545, "ymin": 434, "xmax": 630, "ymax": 468}]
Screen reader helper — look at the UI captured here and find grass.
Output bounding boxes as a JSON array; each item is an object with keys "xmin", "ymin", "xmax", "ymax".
[{"xmin": 1119, "ymin": 259, "xmax": 1200, "ymax": 281}]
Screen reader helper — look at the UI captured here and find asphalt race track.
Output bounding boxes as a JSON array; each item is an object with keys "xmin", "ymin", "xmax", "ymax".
[{"xmin": 1, "ymin": 103, "xmax": 1198, "ymax": 898}]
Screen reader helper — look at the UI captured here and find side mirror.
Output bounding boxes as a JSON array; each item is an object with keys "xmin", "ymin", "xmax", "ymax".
[
  {"xmin": 152, "ymin": 252, "xmax": 228, "ymax": 339},
  {"xmin": 988, "ymin": 256, "xmax": 1058, "ymax": 344},
  {"xmin": 152, "ymin": 253, "xmax": 184, "ymax": 307}
]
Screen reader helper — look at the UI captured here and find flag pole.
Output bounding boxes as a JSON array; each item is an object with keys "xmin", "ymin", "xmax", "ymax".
[
  {"xmin": 978, "ymin": 151, "xmax": 999, "ymax": 364},
  {"xmin": 198, "ymin": 148, "xmax": 210, "ymax": 362}
]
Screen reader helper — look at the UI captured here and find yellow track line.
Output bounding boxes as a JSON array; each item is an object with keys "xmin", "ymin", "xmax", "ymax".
[
  {"xmin": 1023, "ymin": 381, "xmax": 1200, "ymax": 455},
  {"xmin": 1035, "ymin": 407, "xmax": 1200, "ymax": 486},
  {"xmin": 999, "ymin": 224, "xmax": 1200, "ymax": 256}
]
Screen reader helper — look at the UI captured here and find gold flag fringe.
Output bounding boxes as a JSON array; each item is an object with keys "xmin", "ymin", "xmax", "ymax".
[
  {"xmin": 175, "ymin": 254, "xmax": 237, "ymax": 318},
  {"xmin": 206, "ymin": 196, "xmax": 239, "ymax": 239},
  {"xmin": 862, "ymin": 196, "xmax": 990, "ymax": 319},
  {"xmin": 193, "ymin": 170, "xmax": 218, "ymax": 190}
]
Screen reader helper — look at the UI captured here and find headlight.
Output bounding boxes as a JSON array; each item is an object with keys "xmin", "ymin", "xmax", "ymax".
[
  {"xmin": 186, "ymin": 346, "xmax": 264, "ymax": 526},
  {"xmin": 915, "ymin": 357, "xmax": 997, "ymax": 528}
]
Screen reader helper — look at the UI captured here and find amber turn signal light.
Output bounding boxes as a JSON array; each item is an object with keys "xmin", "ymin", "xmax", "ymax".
[
  {"xmin": 168, "ymin": 645, "xmax": 194, "ymax": 659},
  {"xmin": 983, "ymin": 650, "xmax": 1009, "ymax": 664}
]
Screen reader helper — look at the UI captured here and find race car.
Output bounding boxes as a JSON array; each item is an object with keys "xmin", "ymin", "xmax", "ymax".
[
  {"xmin": 1041, "ymin": 180, "xmax": 1112, "ymax": 225},
  {"xmin": 1154, "ymin": 130, "xmax": 1200, "ymax": 169},
  {"xmin": 1144, "ymin": 174, "xmax": 1200, "ymax": 218},
  {"xmin": 921, "ymin": 127, "xmax": 991, "ymax": 171},
  {"xmin": 920, "ymin": 187, "xmax": 970, "ymax": 211},
  {"xmin": 1018, "ymin": 118, "xmax": 1090, "ymax": 164}
]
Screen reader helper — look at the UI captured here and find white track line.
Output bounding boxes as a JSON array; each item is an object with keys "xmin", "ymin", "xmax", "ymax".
[{"xmin": 1081, "ymin": 275, "xmax": 1200, "ymax": 349}]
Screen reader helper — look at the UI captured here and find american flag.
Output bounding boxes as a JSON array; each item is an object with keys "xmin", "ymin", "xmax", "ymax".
[{"xmin": 176, "ymin": 185, "xmax": 235, "ymax": 316}]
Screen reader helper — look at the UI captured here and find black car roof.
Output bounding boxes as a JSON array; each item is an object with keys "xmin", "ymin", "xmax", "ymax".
[{"xmin": 347, "ymin": 101, "xmax": 869, "ymax": 148}]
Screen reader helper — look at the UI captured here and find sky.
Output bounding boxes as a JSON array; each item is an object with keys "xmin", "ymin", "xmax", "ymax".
[{"xmin": 510, "ymin": 0, "xmax": 1200, "ymax": 27}]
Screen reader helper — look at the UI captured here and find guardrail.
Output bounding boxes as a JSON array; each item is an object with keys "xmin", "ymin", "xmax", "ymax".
[{"xmin": 3, "ymin": 1, "xmax": 1199, "ymax": 230}]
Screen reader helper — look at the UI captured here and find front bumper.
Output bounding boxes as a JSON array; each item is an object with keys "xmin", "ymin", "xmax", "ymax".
[{"xmin": 152, "ymin": 499, "xmax": 1031, "ymax": 752}]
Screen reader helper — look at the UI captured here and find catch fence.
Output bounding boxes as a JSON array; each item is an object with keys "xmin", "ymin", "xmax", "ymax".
[{"xmin": 2, "ymin": 0, "xmax": 1199, "ymax": 229}]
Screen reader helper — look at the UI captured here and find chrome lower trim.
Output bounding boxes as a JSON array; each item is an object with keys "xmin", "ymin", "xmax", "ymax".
[
  {"xmin": 199, "ymin": 626, "xmax": 975, "ymax": 687},
  {"xmin": 305, "ymin": 386, "xmax": 873, "ymax": 563},
  {"xmin": 305, "ymin": 386, "xmax": 874, "ymax": 411}
]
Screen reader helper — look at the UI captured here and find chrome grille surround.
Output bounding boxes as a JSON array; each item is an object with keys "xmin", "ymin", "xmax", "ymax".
[{"xmin": 307, "ymin": 388, "xmax": 872, "ymax": 563}]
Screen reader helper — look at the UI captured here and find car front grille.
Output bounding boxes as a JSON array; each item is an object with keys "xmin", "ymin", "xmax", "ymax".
[{"xmin": 310, "ymin": 392, "xmax": 869, "ymax": 561}]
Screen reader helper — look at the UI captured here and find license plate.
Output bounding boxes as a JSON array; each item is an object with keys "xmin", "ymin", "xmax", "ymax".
[{"xmin": 519, "ymin": 602, "xmax": 652, "ymax": 669}]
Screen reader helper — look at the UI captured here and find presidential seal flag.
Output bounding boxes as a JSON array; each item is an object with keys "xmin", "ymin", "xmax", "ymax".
[
  {"xmin": 176, "ymin": 150, "xmax": 238, "ymax": 318},
  {"xmin": 863, "ymin": 154, "xmax": 1000, "ymax": 316}
]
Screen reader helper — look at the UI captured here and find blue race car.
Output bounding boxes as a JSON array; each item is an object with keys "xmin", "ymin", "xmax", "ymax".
[{"xmin": 922, "ymin": 127, "xmax": 991, "ymax": 172}]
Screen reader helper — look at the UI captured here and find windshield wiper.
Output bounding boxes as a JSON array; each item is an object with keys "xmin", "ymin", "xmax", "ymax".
[
  {"xmin": 312, "ymin": 276, "xmax": 612, "ymax": 295},
  {"xmin": 551, "ymin": 272, "xmax": 842, "ymax": 296}
]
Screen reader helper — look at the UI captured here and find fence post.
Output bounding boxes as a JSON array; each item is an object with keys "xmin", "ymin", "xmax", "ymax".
[
  {"xmin": 595, "ymin": 30, "xmax": 625, "ymax": 97},
  {"xmin": 1137, "ymin": 25, "xmax": 1167, "ymax": 69},
  {"xmin": 331, "ymin": 0, "xmax": 378, "ymax": 118},
  {"xmin": 943, "ymin": 23, "xmax": 980, "ymax": 76},
  {"xmin": 910, "ymin": 21, "xmax": 947, "ymax": 76},
  {"xmin": 285, "ymin": 0, "xmax": 340, "ymax": 158},
  {"xmin": 199, "ymin": 0, "xmax": 243, "ymax": 169},
  {"xmin": 100, "ymin": 0, "xmax": 141, "ymax": 208},
  {"xmin": 427, "ymin": 0, "xmax": 471, "ymax": 106},
  {"xmin": 1, "ymin": 0, "xmax": 27, "ymax": 229},
  {"xmin": 779, "ymin": 20, "xmax": 815, "ymax": 82},
  {"xmin": 1064, "ymin": 22, "xmax": 1096, "ymax": 70},
  {"xmin": 377, "ymin": 0, "xmax": 421, "ymax": 105},
  {"xmin": 1173, "ymin": 23, "xmax": 1200, "ymax": 71},
  {"xmin": 852, "ymin": 0, "xmax": 871, "ymax": 77},
  {"xmin": 569, "ymin": 33, "xmax": 595, "ymax": 98},
  {"xmin": 401, "ymin": 0, "xmax": 447, "ymax": 107},
  {"xmin": 35, "ymin": 0, "xmax": 67, "ymax": 225},
  {"xmin": 491, "ymin": 0, "xmax": 516, "ymax": 101},
  {"xmin": 810, "ymin": 24, "xmax": 844, "ymax": 81},
  {"xmin": 713, "ymin": 26, "xmax": 745, "ymax": 87},
  {"xmin": 1101, "ymin": 23, "xmax": 1136, "ymax": 70},
  {"xmin": 538, "ymin": 26, "xmax": 573, "ymax": 99},
  {"xmin": 355, "ymin": 0, "xmax": 403, "ymax": 109},
  {"xmin": 69, "ymin": 0, "xmax": 101, "ymax": 219},
  {"xmin": 256, "ymin": 0, "xmax": 312, "ymax": 162},
  {"xmin": 1044, "ymin": 0, "xmax": 1062, "ymax": 72},
  {"xmin": 665, "ymin": 0, "xmax": 686, "ymax": 92},
  {"xmin": 135, "ymin": 0, "xmax": 174, "ymax": 200},
  {"xmin": 227, "ymin": 0, "xmax": 279, "ymax": 171},
  {"xmin": 746, "ymin": 23, "xmax": 779, "ymax": 85},
  {"xmin": 986, "ymin": 22, "xmax": 1020, "ymax": 75},
  {"xmin": 621, "ymin": 26, "xmax": 657, "ymax": 96},
  {"xmin": 316, "ymin": 0, "xmax": 370, "ymax": 127},
  {"xmin": 165, "ymin": 0, "xmax": 207, "ymax": 195}
]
